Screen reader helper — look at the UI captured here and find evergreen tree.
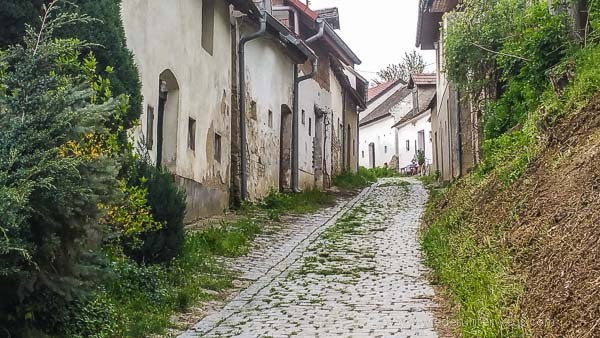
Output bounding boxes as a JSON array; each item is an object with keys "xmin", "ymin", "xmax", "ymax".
[
  {"xmin": 0, "ymin": 3, "xmax": 124, "ymax": 333},
  {"xmin": 0, "ymin": 0, "xmax": 143, "ymax": 137}
]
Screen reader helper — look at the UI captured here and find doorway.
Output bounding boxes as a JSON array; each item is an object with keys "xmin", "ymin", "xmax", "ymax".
[
  {"xmin": 368, "ymin": 142, "xmax": 375, "ymax": 168},
  {"xmin": 279, "ymin": 104, "xmax": 293, "ymax": 191},
  {"xmin": 156, "ymin": 69, "xmax": 180, "ymax": 171}
]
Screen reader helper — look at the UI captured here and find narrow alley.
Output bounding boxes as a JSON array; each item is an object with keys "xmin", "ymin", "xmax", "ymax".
[{"xmin": 180, "ymin": 179, "xmax": 437, "ymax": 338}]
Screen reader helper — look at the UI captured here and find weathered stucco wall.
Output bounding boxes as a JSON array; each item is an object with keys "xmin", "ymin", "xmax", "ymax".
[
  {"xmin": 297, "ymin": 54, "xmax": 335, "ymax": 191},
  {"xmin": 344, "ymin": 92, "xmax": 360, "ymax": 173},
  {"xmin": 330, "ymin": 72, "xmax": 345, "ymax": 177},
  {"xmin": 242, "ymin": 28, "xmax": 295, "ymax": 200},
  {"xmin": 121, "ymin": 0, "xmax": 232, "ymax": 220},
  {"xmin": 396, "ymin": 112, "xmax": 433, "ymax": 170}
]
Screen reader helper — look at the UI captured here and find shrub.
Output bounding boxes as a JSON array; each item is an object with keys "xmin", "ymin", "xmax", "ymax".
[
  {"xmin": 124, "ymin": 156, "xmax": 187, "ymax": 264},
  {"xmin": 333, "ymin": 169, "xmax": 374, "ymax": 189},
  {"xmin": 197, "ymin": 220, "xmax": 261, "ymax": 257},
  {"xmin": 0, "ymin": 4, "xmax": 124, "ymax": 334}
]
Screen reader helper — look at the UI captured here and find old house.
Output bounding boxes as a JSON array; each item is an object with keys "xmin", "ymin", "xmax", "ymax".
[
  {"xmin": 392, "ymin": 73, "xmax": 436, "ymax": 173},
  {"xmin": 230, "ymin": 3, "xmax": 316, "ymax": 201},
  {"xmin": 121, "ymin": 0, "xmax": 364, "ymax": 219},
  {"xmin": 270, "ymin": 0, "xmax": 367, "ymax": 190},
  {"xmin": 358, "ymin": 79, "xmax": 411, "ymax": 169},
  {"xmin": 416, "ymin": 0, "xmax": 478, "ymax": 181},
  {"xmin": 121, "ymin": 0, "xmax": 253, "ymax": 220}
]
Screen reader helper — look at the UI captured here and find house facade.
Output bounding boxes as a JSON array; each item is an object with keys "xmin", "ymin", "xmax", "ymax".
[
  {"xmin": 122, "ymin": 0, "xmax": 240, "ymax": 220},
  {"xmin": 121, "ymin": 0, "xmax": 364, "ymax": 220},
  {"xmin": 416, "ymin": 0, "xmax": 478, "ymax": 181},
  {"xmin": 392, "ymin": 73, "xmax": 436, "ymax": 172},
  {"xmin": 359, "ymin": 80, "xmax": 411, "ymax": 169},
  {"xmin": 271, "ymin": 0, "xmax": 367, "ymax": 190}
]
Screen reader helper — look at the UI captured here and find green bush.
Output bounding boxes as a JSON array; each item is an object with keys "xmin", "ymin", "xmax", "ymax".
[
  {"xmin": 0, "ymin": 5, "xmax": 124, "ymax": 334},
  {"xmin": 124, "ymin": 156, "xmax": 187, "ymax": 264}
]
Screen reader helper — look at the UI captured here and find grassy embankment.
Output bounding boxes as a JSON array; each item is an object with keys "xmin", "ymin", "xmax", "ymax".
[{"xmin": 420, "ymin": 44, "xmax": 600, "ymax": 338}]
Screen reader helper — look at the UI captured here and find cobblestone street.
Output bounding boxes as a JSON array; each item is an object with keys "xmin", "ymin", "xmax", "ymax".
[{"xmin": 180, "ymin": 178, "xmax": 437, "ymax": 338}]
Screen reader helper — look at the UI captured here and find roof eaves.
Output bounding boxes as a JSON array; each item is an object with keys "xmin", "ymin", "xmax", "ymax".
[
  {"xmin": 228, "ymin": 0, "xmax": 262, "ymax": 19},
  {"xmin": 360, "ymin": 113, "xmax": 391, "ymax": 127},
  {"xmin": 368, "ymin": 79, "xmax": 406, "ymax": 104},
  {"xmin": 265, "ymin": 14, "xmax": 316, "ymax": 63},
  {"xmin": 324, "ymin": 23, "xmax": 361, "ymax": 65}
]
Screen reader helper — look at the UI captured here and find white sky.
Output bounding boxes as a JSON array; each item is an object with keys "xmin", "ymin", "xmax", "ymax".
[{"xmin": 308, "ymin": 0, "xmax": 436, "ymax": 83}]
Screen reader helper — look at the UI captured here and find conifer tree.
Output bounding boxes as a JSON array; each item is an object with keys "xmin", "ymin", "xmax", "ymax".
[{"xmin": 0, "ymin": 2, "xmax": 124, "ymax": 331}]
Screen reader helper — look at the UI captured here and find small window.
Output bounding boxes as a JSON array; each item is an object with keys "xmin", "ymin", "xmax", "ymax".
[
  {"xmin": 406, "ymin": 140, "xmax": 410, "ymax": 151},
  {"xmin": 146, "ymin": 105, "xmax": 154, "ymax": 150},
  {"xmin": 338, "ymin": 123, "xmax": 343, "ymax": 143},
  {"xmin": 308, "ymin": 118, "xmax": 312, "ymax": 136},
  {"xmin": 188, "ymin": 118, "xmax": 196, "ymax": 151},
  {"xmin": 268, "ymin": 110, "xmax": 273, "ymax": 128},
  {"xmin": 201, "ymin": 0, "xmax": 215, "ymax": 55},
  {"xmin": 353, "ymin": 140, "xmax": 356, "ymax": 156},
  {"xmin": 384, "ymin": 145, "xmax": 387, "ymax": 153},
  {"xmin": 187, "ymin": 118, "xmax": 196, "ymax": 150},
  {"xmin": 362, "ymin": 151, "xmax": 365, "ymax": 158},
  {"xmin": 302, "ymin": 110, "xmax": 306, "ymax": 125},
  {"xmin": 214, "ymin": 133, "xmax": 222, "ymax": 162}
]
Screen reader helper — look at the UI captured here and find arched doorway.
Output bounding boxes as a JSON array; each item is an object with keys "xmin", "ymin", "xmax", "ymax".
[{"xmin": 157, "ymin": 69, "xmax": 180, "ymax": 171}]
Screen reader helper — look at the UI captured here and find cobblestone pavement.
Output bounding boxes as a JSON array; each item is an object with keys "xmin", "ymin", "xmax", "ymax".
[{"xmin": 180, "ymin": 178, "xmax": 437, "ymax": 338}]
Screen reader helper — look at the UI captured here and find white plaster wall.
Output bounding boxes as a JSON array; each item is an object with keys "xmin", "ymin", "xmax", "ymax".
[
  {"xmin": 359, "ymin": 116, "xmax": 397, "ymax": 168},
  {"xmin": 359, "ymin": 82, "xmax": 405, "ymax": 121},
  {"xmin": 359, "ymin": 93, "xmax": 412, "ymax": 168},
  {"xmin": 243, "ymin": 30, "xmax": 295, "ymax": 200},
  {"xmin": 122, "ymin": 0, "xmax": 231, "ymax": 184},
  {"xmin": 396, "ymin": 111, "xmax": 433, "ymax": 170},
  {"xmin": 297, "ymin": 75, "xmax": 333, "ymax": 189}
]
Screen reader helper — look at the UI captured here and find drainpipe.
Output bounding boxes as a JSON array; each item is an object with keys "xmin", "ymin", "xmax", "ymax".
[
  {"xmin": 291, "ymin": 19, "xmax": 325, "ymax": 192},
  {"xmin": 355, "ymin": 112, "xmax": 359, "ymax": 172},
  {"xmin": 341, "ymin": 90, "xmax": 346, "ymax": 170},
  {"xmin": 272, "ymin": 6, "xmax": 300, "ymax": 35},
  {"xmin": 454, "ymin": 88, "xmax": 462, "ymax": 177},
  {"xmin": 238, "ymin": 12, "xmax": 267, "ymax": 200}
]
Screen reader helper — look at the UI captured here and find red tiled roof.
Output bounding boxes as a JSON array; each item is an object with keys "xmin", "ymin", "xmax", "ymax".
[
  {"xmin": 409, "ymin": 73, "xmax": 437, "ymax": 88},
  {"xmin": 368, "ymin": 79, "xmax": 402, "ymax": 102}
]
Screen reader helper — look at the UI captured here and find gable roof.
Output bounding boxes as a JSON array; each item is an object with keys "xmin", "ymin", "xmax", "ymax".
[
  {"xmin": 360, "ymin": 87, "xmax": 412, "ymax": 126},
  {"xmin": 392, "ymin": 87, "xmax": 436, "ymax": 128},
  {"xmin": 367, "ymin": 79, "xmax": 405, "ymax": 103},
  {"xmin": 408, "ymin": 73, "xmax": 437, "ymax": 88}
]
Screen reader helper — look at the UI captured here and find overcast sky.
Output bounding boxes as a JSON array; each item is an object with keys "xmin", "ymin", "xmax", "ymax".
[{"xmin": 308, "ymin": 0, "xmax": 436, "ymax": 83}]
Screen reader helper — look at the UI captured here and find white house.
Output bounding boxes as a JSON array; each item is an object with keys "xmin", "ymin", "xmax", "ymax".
[
  {"xmin": 359, "ymin": 79, "xmax": 412, "ymax": 169},
  {"xmin": 392, "ymin": 73, "xmax": 436, "ymax": 172},
  {"xmin": 121, "ymin": 0, "xmax": 365, "ymax": 220}
]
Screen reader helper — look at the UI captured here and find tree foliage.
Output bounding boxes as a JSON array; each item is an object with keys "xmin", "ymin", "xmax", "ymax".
[
  {"xmin": 0, "ymin": 0, "xmax": 143, "ymax": 139},
  {"xmin": 0, "ymin": 2, "xmax": 125, "ymax": 332},
  {"xmin": 374, "ymin": 50, "xmax": 426, "ymax": 84},
  {"xmin": 443, "ymin": 0, "xmax": 574, "ymax": 138}
]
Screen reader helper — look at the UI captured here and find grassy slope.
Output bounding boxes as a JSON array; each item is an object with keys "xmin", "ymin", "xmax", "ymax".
[{"xmin": 421, "ymin": 44, "xmax": 600, "ymax": 338}]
